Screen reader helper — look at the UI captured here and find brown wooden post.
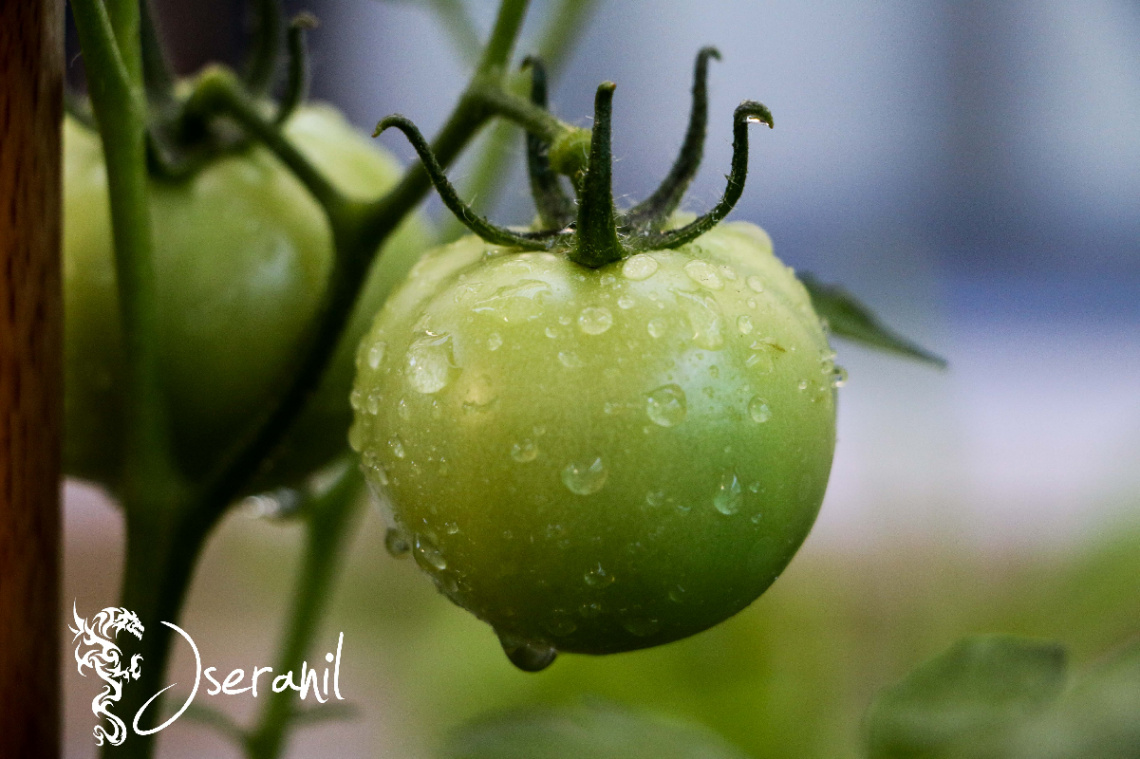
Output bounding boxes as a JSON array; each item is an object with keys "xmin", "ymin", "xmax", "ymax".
[{"xmin": 0, "ymin": 1, "xmax": 64, "ymax": 756}]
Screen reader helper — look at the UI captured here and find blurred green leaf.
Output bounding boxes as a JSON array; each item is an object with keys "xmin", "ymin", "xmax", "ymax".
[
  {"xmin": 799, "ymin": 273, "xmax": 947, "ymax": 367},
  {"xmin": 865, "ymin": 636, "xmax": 1068, "ymax": 759},
  {"xmin": 178, "ymin": 701, "xmax": 245, "ymax": 743},
  {"xmin": 1011, "ymin": 638, "xmax": 1140, "ymax": 759},
  {"xmin": 441, "ymin": 701, "xmax": 755, "ymax": 759}
]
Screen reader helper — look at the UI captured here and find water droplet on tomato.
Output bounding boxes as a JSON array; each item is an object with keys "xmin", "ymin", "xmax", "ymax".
[
  {"xmin": 683, "ymin": 260, "xmax": 724, "ymax": 290},
  {"xmin": 557, "ymin": 351, "xmax": 584, "ymax": 368},
  {"xmin": 621, "ymin": 616, "xmax": 661, "ymax": 637},
  {"xmin": 748, "ymin": 397, "xmax": 772, "ymax": 423},
  {"xmin": 713, "ymin": 469, "xmax": 743, "ymax": 515},
  {"xmin": 384, "ymin": 528, "xmax": 411, "ymax": 558},
  {"xmin": 413, "ymin": 534, "xmax": 447, "ymax": 571},
  {"xmin": 405, "ymin": 333, "xmax": 457, "ymax": 393},
  {"xmin": 388, "ymin": 437, "xmax": 406, "ymax": 459},
  {"xmin": 645, "ymin": 384, "xmax": 687, "ymax": 427},
  {"xmin": 579, "ymin": 601, "xmax": 602, "ymax": 617},
  {"xmin": 510, "ymin": 440, "xmax": 539, "ymax": 462},
  {"xmin": 737, "ymin": 315, "xmax": 754, "ymax": 335},
  {"xmin": 544, "ymin": 610, "xmax": 578, "ymax": 637},
  {"xmin": 647, "ymin": 318, "xmax": 667, "ymax": 338},
  {"xmin": 584, "ymin": 562, "xmax": 615, "ymax": 587},
  {"xmin": 562, "ymin": 457, "xmax": 607, "ymax": 495},
  {"xmin": 487, "ymin": 332, "xmax": 503, "ymax": 351},
  {"xmin": 578, "ymin": 306, "xmax": 613, "ymax": 335},
  {"xmin": 622, "ymin": 253, "xmax": 658, "ymax": 280},
  {"xmin": 746, "ymin": 275, "xmax": 765, "ymax": 293},
  {"xmin": 498, "ymin": 633, "xmax": 557, "ymax": 673},
  {"xmin": 831, "ymin": 366, "xmax": 848, "ymax": 388},
  {"xmin": 366, "ymin": 340, "xmax": 386, "ymax": 370},
  {"xmin": 673, "ymin": 289, "xmax": 725, "ymax": 349},
  {"xmin": 617, "ymin": 295, "xmax": 635, "ymax": 309}
]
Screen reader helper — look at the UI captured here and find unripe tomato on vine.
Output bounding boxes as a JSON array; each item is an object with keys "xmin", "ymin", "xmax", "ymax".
[
  {"xmin": 351, "ymin": 52, "xmax": 841, "ymax": 669},
  {"xmin": 63, "ymin": 72, "xmax": 431, "ymax": 495}
]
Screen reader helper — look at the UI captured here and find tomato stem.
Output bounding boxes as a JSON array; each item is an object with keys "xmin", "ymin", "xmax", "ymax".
[
  {"xmin": 139, "ymin": 0, "xmax": 175, "ymax": 106},
  {"xmin": 273, "ymin": 13, "xmax": 318, "ymax": 125},
  {"xmin": 71, "ymin": 0, "xmax": 183, "ymax": 504},
  {"xmin": 245, "ymin": 462, "xmax": 365, "ymax": 759},
  {"xmin": 244, "ymin": 0, "xmax": 284, "ymax": 97},
  {"xmin": 571, "ymin": 81, "xmax": 625, "ymax": 268},
  {"xmin": 622, "ymin": 47, "xmax": 719, "ymax": 231},
  {"xmin": 522, "ymin": 56, "xmax": 577, "ymax": 230}
]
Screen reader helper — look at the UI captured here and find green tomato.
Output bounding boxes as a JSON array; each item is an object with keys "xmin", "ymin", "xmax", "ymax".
[
  {"xmin": 64, "ymin": 105, "xmax": 432, "ymax": 492},
  {"xmin": 349, "ymin": 221, "xmax": 838, "ymax": 660}
]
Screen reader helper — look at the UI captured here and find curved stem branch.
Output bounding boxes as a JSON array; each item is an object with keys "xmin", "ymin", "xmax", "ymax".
[
  {"xmin": 623, "ymin": 46, "xmax": 719, "ymax": 230},
  {"xmin": 189, "ymin": 67, "xmax": 346, "ymax": 213},
  {"xmin": 522, "ymin": 56, "xmax": 576, "ymax": 229},
  {"xmin": 244, "ymin": 0, "xmax": 283, "ymax": 96},
  {"xmin": 377, "ymin": 116, "xmax": 551, "ymax": 249},
  {"xmin": 274, "ymin": 13, "xmax": 318, "ymax": 125},
  {"xmin": 633, "ymin": 101, "xmax": 772, "ymax": 252}
]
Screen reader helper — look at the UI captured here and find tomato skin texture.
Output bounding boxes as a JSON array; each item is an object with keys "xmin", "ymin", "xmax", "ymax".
[
  {"xmin": 350, "ymin": 223, "xmax": 837, "ymax": 654},
  {"xmin": 63, "ymin": 105, "xmax": 432, "ymax": 491}
]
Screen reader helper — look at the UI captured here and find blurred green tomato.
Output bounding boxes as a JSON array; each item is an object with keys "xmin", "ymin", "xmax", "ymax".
[{"xmin": 63, "ymin": 105, "xmax": 432, "ymax": 493}]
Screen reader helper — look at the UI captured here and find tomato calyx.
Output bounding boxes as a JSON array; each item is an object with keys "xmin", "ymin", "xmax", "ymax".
[
  {"xmin": 67, "ymin": 1, "xmax": 318, "ymax": 182},
  {"xmin": 374, "ymin": 48, "xmax": 774, "ymax": 269}
]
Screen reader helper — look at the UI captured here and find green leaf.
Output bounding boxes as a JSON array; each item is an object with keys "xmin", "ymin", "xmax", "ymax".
[
  {"xmin": 441, "ymin": 701, "xmax": 755, "ymax": 759},
  {"xmin": 865, "ymin": 636, "xmax": 1068, "ymax": 759},
  {"xmin": 1010, "ymin": 638, "xmax": 1140, "ymax": 759},
  {"xmin": 799, "ymin": 273, "xmax": 947, "ymax": 368}
]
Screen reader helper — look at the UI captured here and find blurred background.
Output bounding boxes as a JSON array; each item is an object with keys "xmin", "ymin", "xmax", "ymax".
[{"xmin": 64, "ymin": 1, "xmax": 1140, "ymax": 757}]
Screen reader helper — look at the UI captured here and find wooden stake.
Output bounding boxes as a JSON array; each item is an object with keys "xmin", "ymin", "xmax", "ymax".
[{"xmin": 0, "ymin": 1, "xmax": 64, "ymax": 756}]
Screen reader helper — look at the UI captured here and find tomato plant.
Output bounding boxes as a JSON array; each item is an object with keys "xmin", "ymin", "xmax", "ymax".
[{"xmin": 63, "ymin": 105, "xmax": 431, "ymax": 492}]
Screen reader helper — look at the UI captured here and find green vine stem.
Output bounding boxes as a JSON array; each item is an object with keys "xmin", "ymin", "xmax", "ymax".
[
  {"xmin": 439, "ymin": 0, "xmax": 602, "ymax": 242},
  {"xmin": 71, "ymin": 0, "xmax": 181, "ymax": 508},
  {"xmin": 245, "ymin": 463, "xmax": 365, "ymax": 759}
]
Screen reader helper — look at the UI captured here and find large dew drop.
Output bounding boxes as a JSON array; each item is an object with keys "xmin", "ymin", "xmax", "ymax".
[
  {"xmin": 673, "ymin": 289, "xmax": 725, "ymax": 350},
  {"xmin": 384, "ymin": 528, "xmax": 411, "ymax": 558},
  {"xmin": 510, "ymin": 439, "xmax": 539, "ymax": 462},
  {"xmin": 748, "ymin": 396, "xmax": 772, "ymax": 423},
  {"xmin": 621, "ymin": 253, "xmax": 658, "ymax": 281},
  {"xmin": 645, "ymin": 384, "xmax": 687, "ymax": 427},
  {"xmin": 498, "ymin": 633, "xmax": 557, "ymax": 673},
  {"xmin": 683, "ymin": 260, "xmax": 725, "ymax": 290},
  {"xmin": 366, "ymin": 341, "xmax": 386, "ymax": 370},
  {"xmin": 412, "ymin": 534, "xmax": 447, "ymax": 572},
  {"xmin": 405, "ymin": 334, "xmax": 457, "ymax": 394},
  {"xmin": 713, "ymin": 469, "xmax": 743, "ymax": 515},
  {"xmin": 561, "ymin": 457, "xmax": 608, "ymax": 495},
  {"xmin": 578, "ymin": 306, "xmax": 613, "ymax": 335}
]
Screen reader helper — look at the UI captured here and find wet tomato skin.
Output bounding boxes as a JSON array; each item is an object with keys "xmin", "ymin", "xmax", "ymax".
[
  {"xmin": 63, "ymin": 105, "xmax": 432, "ymax": 492},
  {"xmin": 350, "ymin": 222, "xmax": 837, "ymax": 655}
]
